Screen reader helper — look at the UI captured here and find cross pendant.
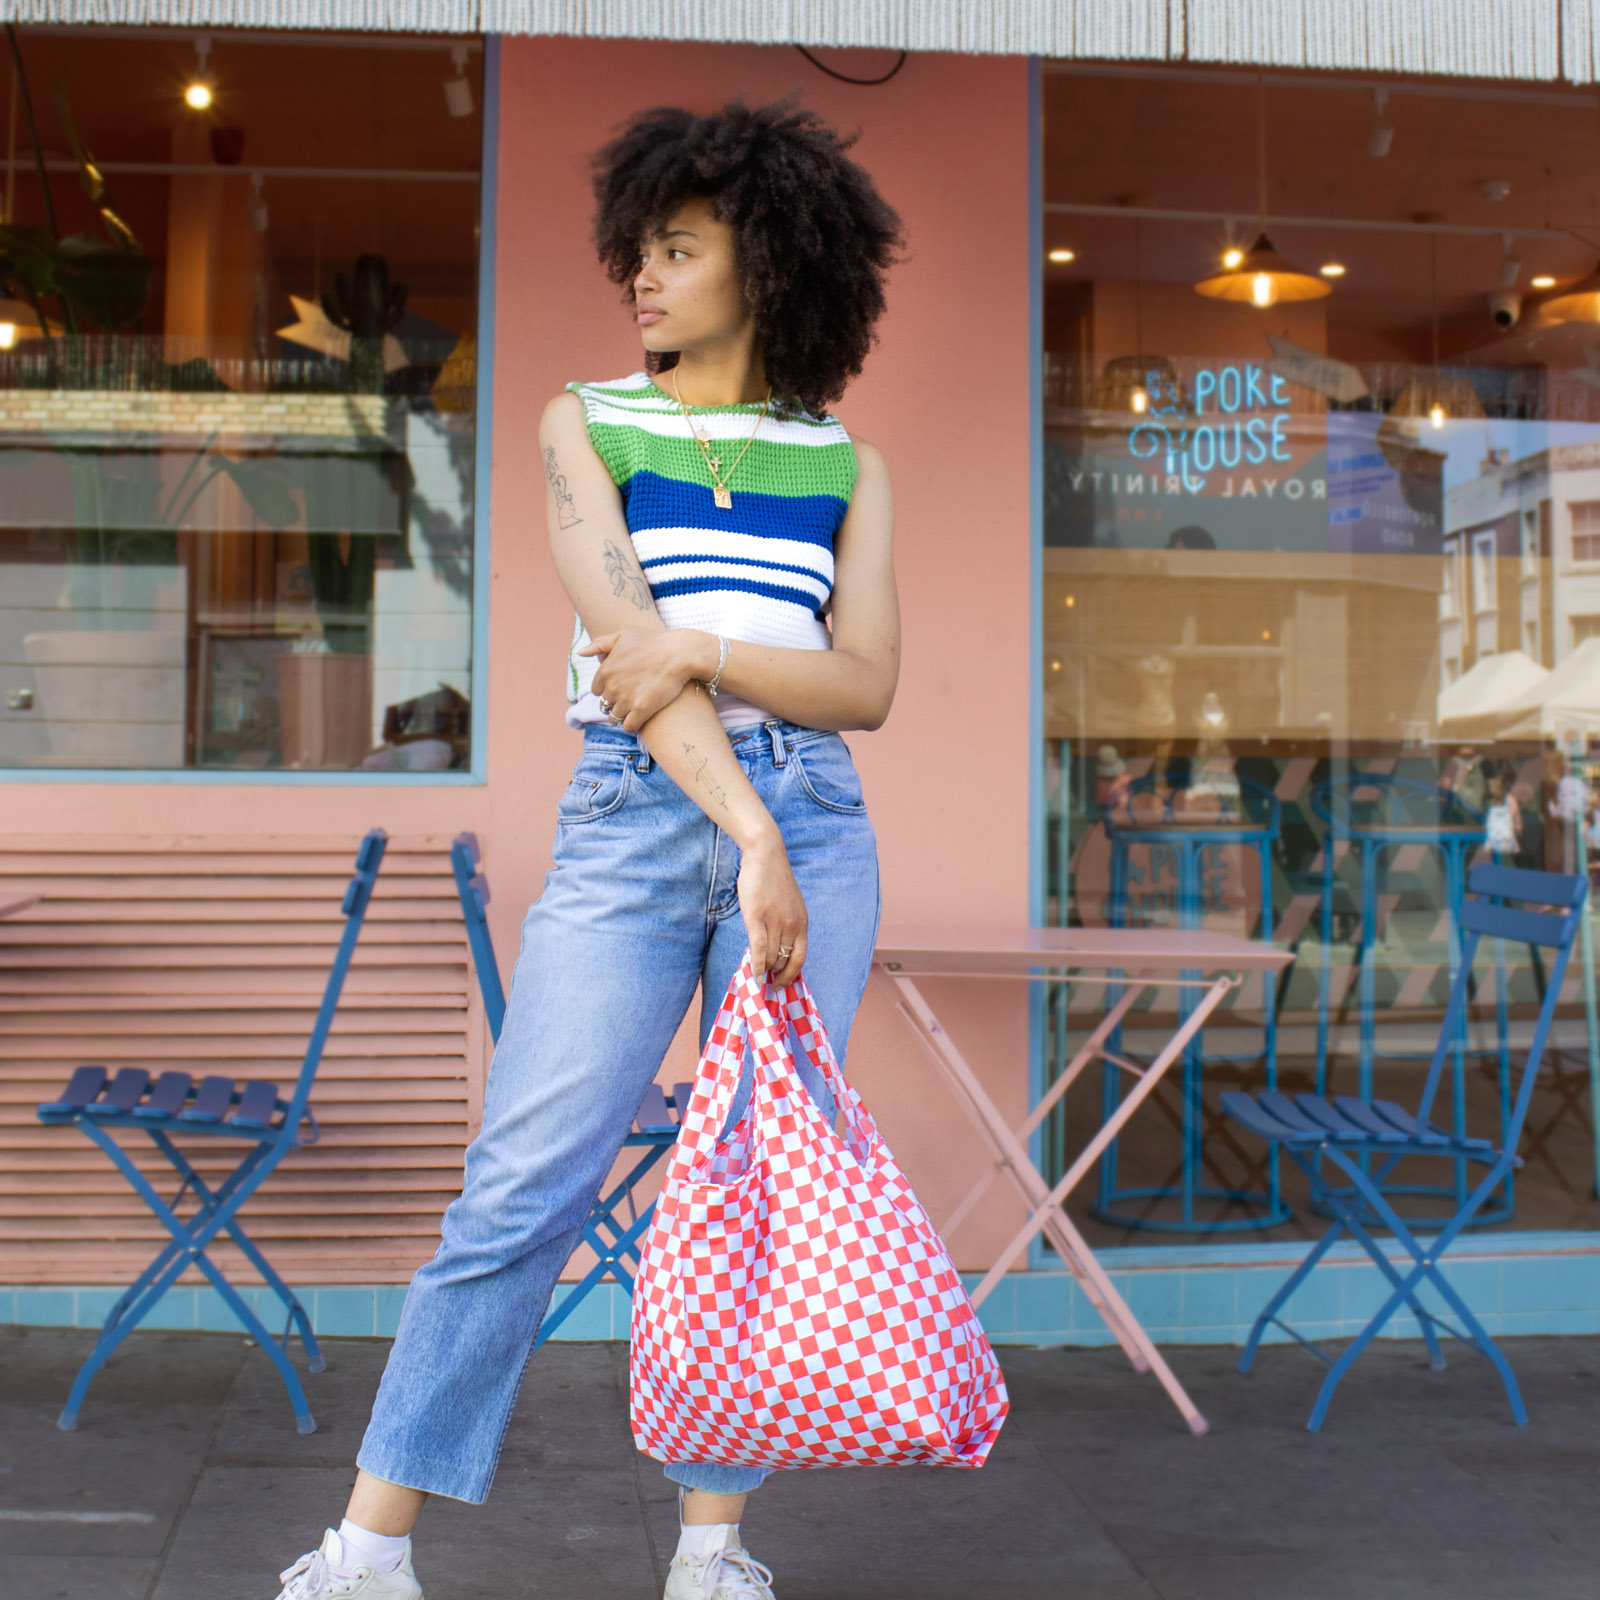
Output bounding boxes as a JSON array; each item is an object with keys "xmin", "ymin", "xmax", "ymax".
[{"xmin": 708, "ymin": 455, "xmax": 723, "ymax": 472}]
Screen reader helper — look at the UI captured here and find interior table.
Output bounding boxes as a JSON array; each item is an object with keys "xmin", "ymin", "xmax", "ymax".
[{"xmin": 874, "ymin": 925, "xmax": 1295, "ymax": 1436}]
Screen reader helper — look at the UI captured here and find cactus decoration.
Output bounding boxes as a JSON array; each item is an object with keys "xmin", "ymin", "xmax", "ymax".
[{"xmin": 320, "ymin": 253, "xmax": 407, "ymax": 395}]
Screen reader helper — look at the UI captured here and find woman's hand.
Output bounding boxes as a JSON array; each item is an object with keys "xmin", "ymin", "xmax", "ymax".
[
  {"xmin": 737, "ymin": 829, "xmax": 807, "ymax": 988},
  {"xmin": 579, "ymin": 628, "xmax": 716, "ymax": 732}
]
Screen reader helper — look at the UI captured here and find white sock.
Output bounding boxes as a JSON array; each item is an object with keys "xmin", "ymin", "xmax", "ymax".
[
  {"xmin": 335, "ymin": 1519, "xmax": 411, "ymax": 1575},
  {"xmin": 676, "ymin": 1521, "xmax": 735, "ymax": 1562}
]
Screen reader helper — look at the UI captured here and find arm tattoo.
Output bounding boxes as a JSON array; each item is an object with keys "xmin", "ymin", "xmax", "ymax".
[
  {"xmin": 681, "ymin": 740, "xmax": 730, "ymax": 812},
  {"xmin": 542, "ymin": 447, "xmax": 583, "ymax": 529},
  {"xmin": 603, "ymin": 538, "xmax": 653, "ymax": 611}
]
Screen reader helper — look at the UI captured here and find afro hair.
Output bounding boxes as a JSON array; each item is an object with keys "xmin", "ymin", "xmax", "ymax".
[{"xmin": 590, "ymin": 99, "xmax": 904, "ymax": 417}]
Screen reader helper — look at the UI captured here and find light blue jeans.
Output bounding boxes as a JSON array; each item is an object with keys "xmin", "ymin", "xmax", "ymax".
[{"xmin": 358, "ymin": 719, "xmax": 881, "ymax": 1504}]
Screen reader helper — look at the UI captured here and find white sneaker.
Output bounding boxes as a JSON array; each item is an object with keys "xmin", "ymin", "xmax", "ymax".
[
  {"xmin": 663, "ymin": 1523, "xmax": 776, "ymax": 1600},
  {"xmin": 274, "ymin": 1529, "xmax": 424, "ymax": 1599}
]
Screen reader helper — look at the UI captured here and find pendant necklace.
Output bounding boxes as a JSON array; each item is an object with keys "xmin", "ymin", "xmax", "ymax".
[{"xmin": 670, "ymin": 365, "xmax": 771, "ymax": 510}]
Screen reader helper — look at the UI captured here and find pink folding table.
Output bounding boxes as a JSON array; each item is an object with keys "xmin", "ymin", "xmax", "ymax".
[{"xmin": 874, "ymin": 925, "xmax": 1294, "ymax": 1436}]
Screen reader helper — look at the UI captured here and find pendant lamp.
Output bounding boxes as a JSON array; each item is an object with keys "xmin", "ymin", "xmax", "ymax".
[
  {"xmin": 1539, "ymin": 267, "xmax": 1600, "ymax": 324},
  {"xmin": 1195, "ymin": 77, "xmax": 1330, "ymax": 309},
  {"xmin": 1093, "ymin": 217, "xmax": 1186, "ymax": 416},
  {"xmin": 0, "ymin": 298, "xmax": 61, "ymax": 348},
  {"xmin": 1378, "ymin": 234, "xmax": 1483, "ymax": 464}
]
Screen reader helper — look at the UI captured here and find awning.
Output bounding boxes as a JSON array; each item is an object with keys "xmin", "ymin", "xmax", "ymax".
[
  {"xmin": 1438, "ymin": 650, "xmax": 1551, "ymax": 727},
  {"xmin": 5, "ymin": 1, "xmax": 1600, "ymax": 84},
  {"xmin": 1496, "ymin": 637, "xmax": 1600, "ymax": 738}
]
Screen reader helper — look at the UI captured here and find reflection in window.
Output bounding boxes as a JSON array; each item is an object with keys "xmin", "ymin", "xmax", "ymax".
[
  {"xmin": 1040, "ymin": 63, "xmax": 1600, "ymax": 1239},
  {"xmin": 0, "ymin": 31, "xmax": 482, "ymax": 772},
  {"xmin": 1571, "ymin": 501, "xmax": 1600, "ymax": 564}
]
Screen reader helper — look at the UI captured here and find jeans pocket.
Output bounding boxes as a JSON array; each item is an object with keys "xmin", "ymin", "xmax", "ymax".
[
  {"xmin": 790, "ymin": 737, "xmax": 868, "ymax": 815},
  {"xmin": 556, "ymin": 757, "xmax": 633, "ymax": 823}
]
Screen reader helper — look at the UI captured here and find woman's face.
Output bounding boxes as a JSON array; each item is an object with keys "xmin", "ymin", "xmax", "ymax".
[{"xmin": 632, "ymin": 196, "xmax": 750, "ymax": 360}]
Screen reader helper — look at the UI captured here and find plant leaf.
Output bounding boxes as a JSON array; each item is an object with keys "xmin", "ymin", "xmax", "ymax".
[
  {"xmin": 53, "ymin": 234, "xmax": 152, "ymax": 328},
  {"xmin": 53, "ymin": 76, "xmax": 141, "ymax": 254},
  {"xmin": 0, "ymin": 222, "xmax": 60, "ymax": 296}
]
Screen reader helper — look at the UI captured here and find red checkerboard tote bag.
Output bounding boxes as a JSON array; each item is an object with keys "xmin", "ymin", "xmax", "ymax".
[{"xmin": 629, "ymin": 952, "xmax": 1008, "ymax": 1471}]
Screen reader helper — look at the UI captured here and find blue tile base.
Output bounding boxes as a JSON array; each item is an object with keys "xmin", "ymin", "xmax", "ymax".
[{"xmin": 6, "ymin": 1232, "xmax": 1600, "ymax": 1345}]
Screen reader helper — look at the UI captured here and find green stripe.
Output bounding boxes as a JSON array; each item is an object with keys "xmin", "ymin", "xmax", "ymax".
[{"xmin": 581, "ymin": 422, "xmax": 857, "ymax": 502}]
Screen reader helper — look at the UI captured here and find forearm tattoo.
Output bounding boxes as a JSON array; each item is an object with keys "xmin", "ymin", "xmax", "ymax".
[
  {"xmin": 603, "ymin": 538, "xmax": 653, "ymax": 610},
  {"xmin": 542, "ymin": 447, "xmax": 583, "ymax": 529},
  {"xmin": 681, "ymin": 740, "xmax": 730, "ymax": 812}
]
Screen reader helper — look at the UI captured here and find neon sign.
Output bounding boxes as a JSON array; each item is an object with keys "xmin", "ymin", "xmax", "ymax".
[{"xmin": 1128, "ymin": 363, "xmax": 1294, "ymax": 491}]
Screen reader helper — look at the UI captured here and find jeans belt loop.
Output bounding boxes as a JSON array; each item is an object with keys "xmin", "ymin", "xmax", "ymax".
[
  {"xmin": 764, "ymin": 721, "xmax": 787, "ymax": 767},
  {"xmin": 634, "ymin": 740, "xmax": 653, "ymax": 775}
]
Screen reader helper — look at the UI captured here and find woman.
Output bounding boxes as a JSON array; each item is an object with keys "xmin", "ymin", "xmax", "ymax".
[{"xmin": 272, "ymin": 100, "xmax": 903, "ymax": 1600}]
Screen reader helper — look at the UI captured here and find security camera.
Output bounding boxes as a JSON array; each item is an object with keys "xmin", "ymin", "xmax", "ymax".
[{"xmin": 1489, "ymin": 291, "xmax": 1522, "ymax": 328}]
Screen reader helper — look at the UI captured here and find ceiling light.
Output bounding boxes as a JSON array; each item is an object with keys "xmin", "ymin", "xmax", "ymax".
[
  {"xmin": 1319, "ymin": 262, "xmax": 1346, "ymax": 278},
  {"xmin": 0, "ymin": 297, "xmax": 59, "ymax": 344},
  {"xmin": 1099, "ymin": 218, "xmax": 1188, "ymax": 417},
  {"xmin": 1196, "ymin": 82, "xmax": 1330, "ymax": 309},
  {"xmin": 1047, "ymin": 248, "xmax": 1075, "ymax": 263},
  {"xmin": 185, "ymin": 35, "xmax": 214, "ymax": 111},
  {"xmin": 1429, "ymin": 402, "xmax": 1447, "ymax": 429},
  {"xmin": 1369, "ymin": 88, "xmax": 1394, "ymax": 158},
  {"xmin": 1197, "ymin": 234, "xmax": 1332, "ymax": 306},
  {"xmin": 1541, "ymin": 266, "xmax": 1600, "ymax": 321},
  {"xmin": 443, "ymin": 43, "xmax": 474, "ymax": 118},
  {"xmin": 1531, "ymin": 274, "xmax": 1558, "ymax": 290},
  {"xmin": 1222, "ymin": 247, "xmax": 1245, "ymax": 270}
]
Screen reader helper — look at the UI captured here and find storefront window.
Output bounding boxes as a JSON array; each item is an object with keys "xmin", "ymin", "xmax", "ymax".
[
  {"xmin": 0, "ymin": 30, "xmax": 482, "ymax": 772},
  {"xmin": 1041, "ymin": 65, "xmax": 1600, "ymax": 1238}
]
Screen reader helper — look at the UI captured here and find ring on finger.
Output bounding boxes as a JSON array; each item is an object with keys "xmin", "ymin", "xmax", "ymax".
[{"xmin": 777, "ymin": 944, "xmax": 794, "ymax": 959}]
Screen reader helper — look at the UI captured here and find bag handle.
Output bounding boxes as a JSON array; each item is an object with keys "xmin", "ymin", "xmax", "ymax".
[
  {"xmin": 767, "ymin": 973, "xmax": 880, "ymax": 1153},
  {"xmin": 671, "ymin": 952, "xmax": 878, "ymax": 1175}
]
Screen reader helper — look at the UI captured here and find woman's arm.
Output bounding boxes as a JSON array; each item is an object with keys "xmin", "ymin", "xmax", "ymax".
[
  {"xmin": 582, "ymin": 439, "xmax": 899, "ymax": 733},
  {"xmin": 539, "ymin": 392, "xmax": 808, "ymax": 983}
]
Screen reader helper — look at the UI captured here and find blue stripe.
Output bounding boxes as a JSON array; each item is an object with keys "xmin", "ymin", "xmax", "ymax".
[
  {"xmin": 640, "ymin": 552, "xmax": 830, "ymax": 588},
  {"xmin": 621, "ymin": 471, "xmax": 846, "ymax": 551},
  {"xmin": 649, "ymin": 574, "xmax": 826, "ymax": 617}
]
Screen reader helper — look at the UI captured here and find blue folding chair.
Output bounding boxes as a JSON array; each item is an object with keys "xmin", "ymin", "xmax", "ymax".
[
  {"xmin": 449, "ymin": 833, "xmax": 687, "ymax": 1344},
  {"xmin": 36, "ymin": 829, "xmax": 388, "ymax": 1435},
  {"xmin": 1223, "ymin": 861, "xmax": 1587, "ymax": 1431}
]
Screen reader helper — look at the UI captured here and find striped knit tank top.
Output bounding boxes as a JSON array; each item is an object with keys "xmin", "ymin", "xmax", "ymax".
[{"xmin": 565, "ymin": 371, "xmax": 858, "ymax": 730}]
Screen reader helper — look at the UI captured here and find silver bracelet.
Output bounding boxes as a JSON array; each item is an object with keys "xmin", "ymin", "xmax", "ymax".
[{"xmin": 705, "ymin": 633, "xmax": 728, "ymax": 697}]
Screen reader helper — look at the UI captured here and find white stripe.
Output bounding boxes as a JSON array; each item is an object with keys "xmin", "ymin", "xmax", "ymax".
[
  {"xmin": 583, "ymin": 399, "xmax": 849, "ymax": 451},
  {"xmin": 632, "ymin": 527, "xmax": 836, "ymax": 577},
  {"xmin": 0, "ymin": 1510, "xmax": 157, "ymax": 1523},
  {"xmin": 655, "ymin": 591, "xmax": 832, "ymax": 648}
]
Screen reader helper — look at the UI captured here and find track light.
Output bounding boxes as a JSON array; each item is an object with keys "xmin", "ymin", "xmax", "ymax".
[
  {"xmin": 1499, "ymin": 235, "xmax": 1521, "ymax": 289},
  {"xmin": 1368, "ymin": 88, "xmax": 1394, "ymax": 158},
  {"xmin": 443, "ymin": 43, "xmax": 474, "ymax": 118},
  {"xmin": 185, "ymin": 35, "xmax": 214, "ymax": 110}
]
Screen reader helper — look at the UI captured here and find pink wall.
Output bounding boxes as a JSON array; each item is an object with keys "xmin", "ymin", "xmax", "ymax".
[{"xmin": 6, "ymin": 38, "xmax": 1037, "ymax": 1271}]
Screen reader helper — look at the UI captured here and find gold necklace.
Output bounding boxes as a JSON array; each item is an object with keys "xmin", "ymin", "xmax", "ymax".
[{"xmin": 670, "ymin": 365, "xmax": 772, "ymax": 510}]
